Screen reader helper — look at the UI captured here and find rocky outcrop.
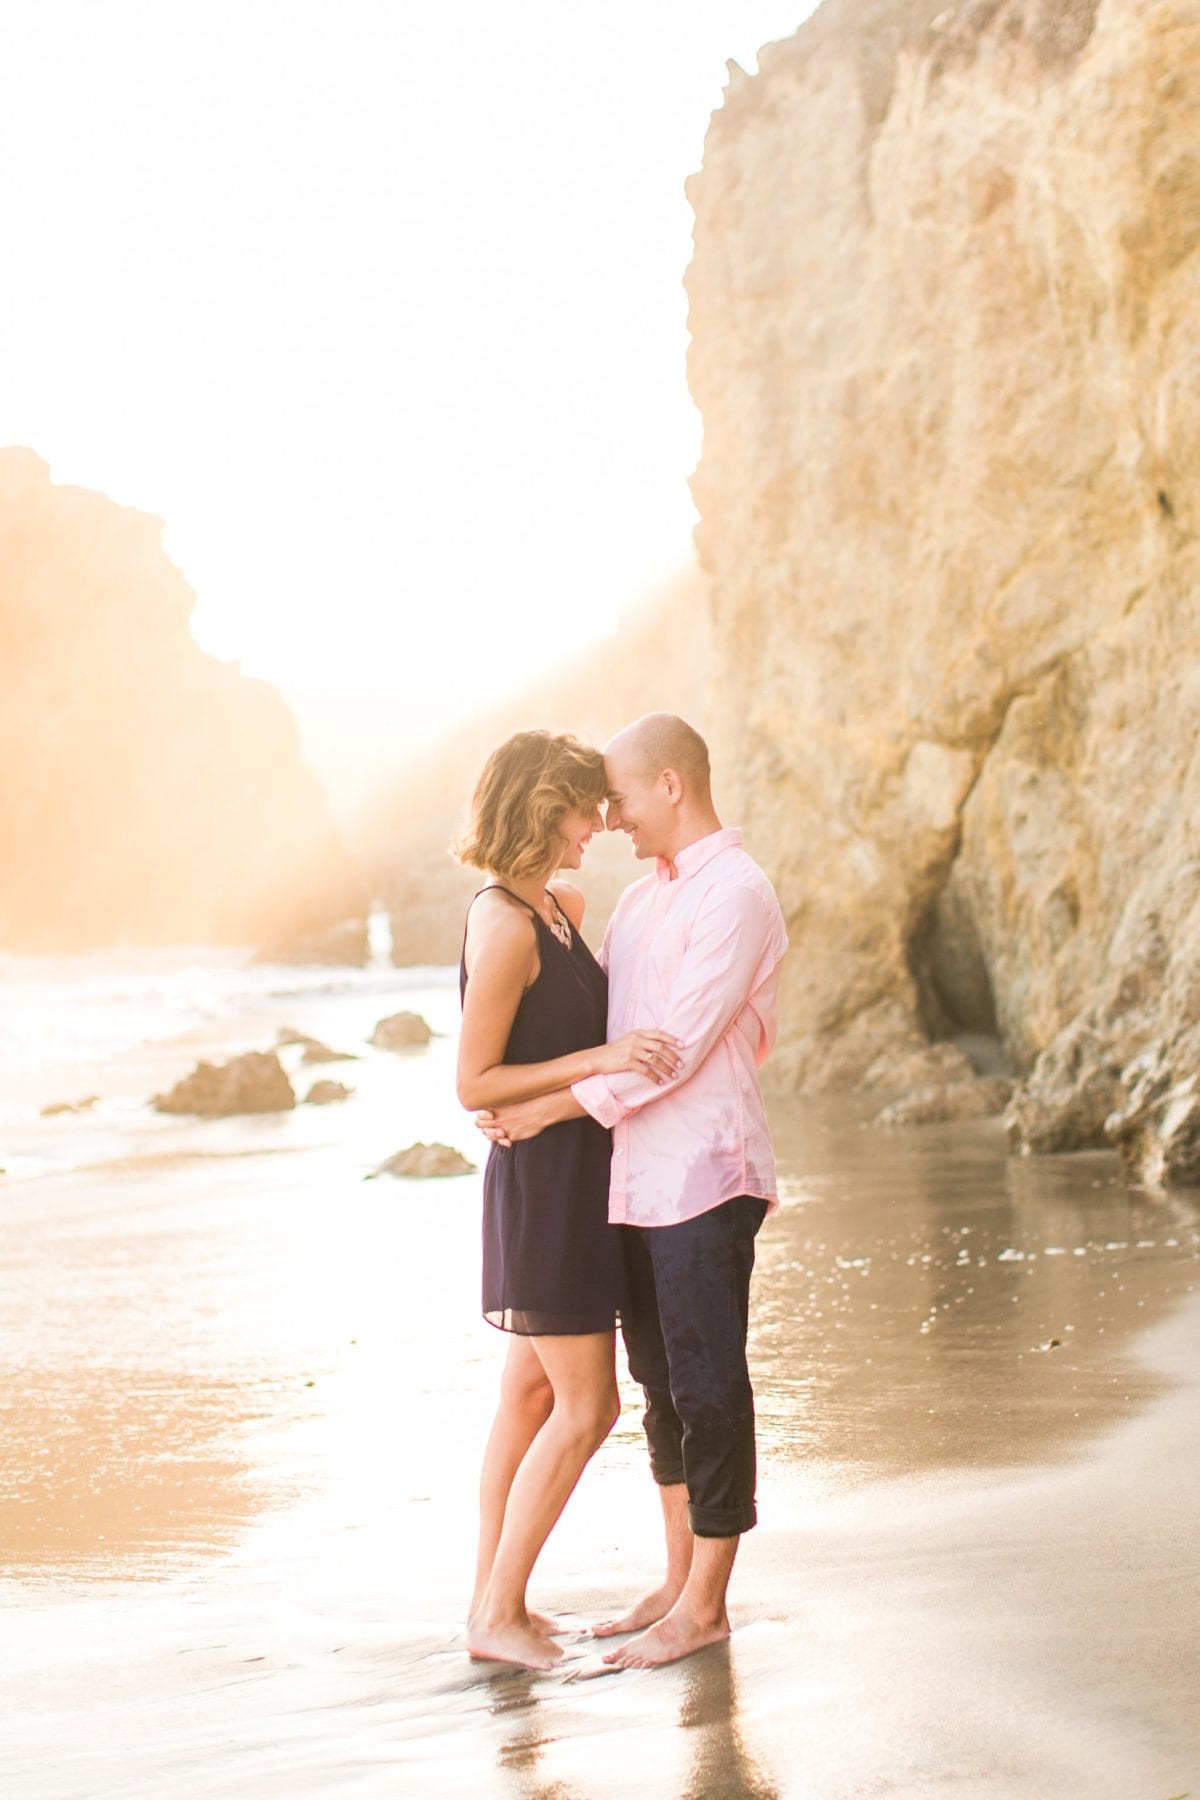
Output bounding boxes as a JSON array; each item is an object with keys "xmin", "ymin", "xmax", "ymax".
[
  {"xmin": 368, "ymin": 1142, "xmax": 476, "ymax": 1178},
  {"xmin": 687, "ymin": 0, "xmax": 1200, "ymax": 1180},
  {"xmin": 305, "ymin": 1079, "xmax": 352, "ymax": 1105},
  {"xmin": 0, "ymin": 450, "xmax": 366, "ymax": 952},
  {"xmin": 874, "ymin": 1076, "xmax": 1011, "ymax": 1129},
  {"xmin": 370, "ymin": 1012, "xmax": 432, "ymax": 1050},
  {"xmin": 1106, "ymin": 1034, "xmax": 1200, "ymax": 1188},
  {"xmin": 153, "ymin": 1052, "xmax": 296, "ymax": 1116},
  {"xmin": 299, "ymin": 1041, "xmax": 360, "ymax": 1064}
]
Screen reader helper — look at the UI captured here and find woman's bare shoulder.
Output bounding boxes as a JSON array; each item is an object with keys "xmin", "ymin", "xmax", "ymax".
[
  {"xmin": 463, "ymin": 893, "xmax": 538, "ymax": 988},
  {"xmin": 467, "ymin": 886, "xmax": 538, "ymax": 947}
]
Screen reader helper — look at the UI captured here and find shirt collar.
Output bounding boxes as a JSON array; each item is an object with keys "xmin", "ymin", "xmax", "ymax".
[{"xmin": 656, "ymin": 826, "xmax": 742, "ymax": 883}]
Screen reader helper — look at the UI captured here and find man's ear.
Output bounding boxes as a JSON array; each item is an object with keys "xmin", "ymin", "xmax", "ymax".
[{"xmin": 661, "ymin": 768, "xmax": 684, "ymax": 805}]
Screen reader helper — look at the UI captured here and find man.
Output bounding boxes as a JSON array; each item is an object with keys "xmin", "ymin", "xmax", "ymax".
[{"xmin": 477, "ymin": 712, "xmax": 787, "ymax": 1668}]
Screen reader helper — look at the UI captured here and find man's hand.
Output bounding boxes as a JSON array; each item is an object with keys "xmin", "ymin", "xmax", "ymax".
[{"xmin": 475, "ymin": 1089, "xmax": 582, "ymax": 1147}]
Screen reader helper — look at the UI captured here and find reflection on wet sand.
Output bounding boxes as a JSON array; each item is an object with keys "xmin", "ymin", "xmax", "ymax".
[
  {"xmin": 0, "ymin": 1371, "xmax": 261, "ymax": 1574},
  {"xmin": 677, "ymin": 1645, "xmax": 779, "ymax": 1800},
  {"xmin": 472, "ymin": 1637, "xmax": 781, "ymax": 1800},
  {"xmin": 756, "ymin": 1099, "xmax": 1200, "ymax": 1478},
  {"xmin": 465, "ymin": 1632, "xmax": 771, "ymax": 1800},
  {"xmin": 4, "ymin": 1059, "xmax": 1200, "ymax": 1798},
  {"xmin": 5, "ymin": 1086, "xmax": 1196, "ymax": 1586}
]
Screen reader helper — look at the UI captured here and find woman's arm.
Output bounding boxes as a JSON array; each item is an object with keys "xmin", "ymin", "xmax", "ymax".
[{"xmin": 457, "ymin": 895, "xmax": 680, "ymax": 1111}]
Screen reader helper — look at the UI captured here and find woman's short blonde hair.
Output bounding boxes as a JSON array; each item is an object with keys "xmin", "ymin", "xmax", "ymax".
[{"xmin": 456, "ymin": 730, "xmax": 607, "ymax": 881}]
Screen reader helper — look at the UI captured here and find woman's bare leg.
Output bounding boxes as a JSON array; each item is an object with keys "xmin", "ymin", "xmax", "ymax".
[
  {"xmin": 469, "ymin": 1337, "xmax": 554, "ymax": 1626},
  {"xmin": 468, "ymin": 1331, "xmax": 619, "ymax": 1671}
]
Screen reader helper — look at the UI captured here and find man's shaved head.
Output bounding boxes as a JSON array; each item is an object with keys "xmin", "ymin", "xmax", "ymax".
[
  {"xmin": 605, "ymin": 713, "xmax": 711, "ymax": 796},
  {"xmin": 603, "ymin": 713, "xmax": 720, "ymax": 863}
]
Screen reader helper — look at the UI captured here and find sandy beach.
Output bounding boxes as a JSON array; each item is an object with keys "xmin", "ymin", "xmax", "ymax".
[
  {"xmin": 6, "ymin": 1, "xmax": 1200, "ymax": 1793},
  {"xmin": 3, "ymin": 950, "xmax": 1199, "ymax": 1799}
]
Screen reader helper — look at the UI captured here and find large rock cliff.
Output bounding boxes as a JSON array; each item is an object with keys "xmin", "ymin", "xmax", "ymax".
[
  {"xmin": 686, "ymin": 0, "xmax": 1200, "ymax": 1181},
  {"xmin": 0, "ymin": 449, "xmax": 365, "ymax": 951}
]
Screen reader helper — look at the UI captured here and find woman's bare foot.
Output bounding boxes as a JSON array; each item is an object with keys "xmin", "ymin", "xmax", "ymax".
[
  {"xmin": 468, "ymin": 1613, "xmax": 565, "ymax": 1671},
  {"xmin": 470, "ymin": 1604, "xmax": 563, "ymax": 1640},
  {"xmin": 590, "ymin": 1584, "xmax": 680, "ymax": 1638},
  {"xmin": 601, "ymin": 1600, "xmax": 729, "ymax": 1668}
]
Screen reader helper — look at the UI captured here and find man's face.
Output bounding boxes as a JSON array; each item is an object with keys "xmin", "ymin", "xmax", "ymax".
[{"xmin": 603, "ymin": 747, "xmax": 673, "ymax": 859}]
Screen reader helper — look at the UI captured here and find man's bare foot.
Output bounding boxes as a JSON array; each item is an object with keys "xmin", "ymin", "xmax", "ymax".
[
  {"xmin": 591, "ymin": 1584, "xmax": 680, "ymax": 1638},
  {"xmin": 467, "ymin": 1614, "xmax": 565, "ymax": 1671},
  {"xmin": 601, "ymin": 1601, "xmax": 729, "ymax": 1669}
]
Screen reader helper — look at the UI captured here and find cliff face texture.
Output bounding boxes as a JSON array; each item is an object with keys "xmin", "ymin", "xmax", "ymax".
[
  {"xmin": 0, "ymin": 449, "xmax": 364, "ymax": 951},
  {"xmin": 687, "ymin": 0, "xmax": 1200, "ymax": 1181}
]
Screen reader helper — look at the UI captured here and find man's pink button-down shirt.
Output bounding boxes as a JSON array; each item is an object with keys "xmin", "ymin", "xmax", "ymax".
[{"xmin": 571, "ymin": 827, "xmax": 788, "ymax": 1229}]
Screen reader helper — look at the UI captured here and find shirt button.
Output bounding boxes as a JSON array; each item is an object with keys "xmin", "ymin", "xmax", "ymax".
[{"xmin": 614, "ymin": 1148, "xmax": 623, "ymax": 1157}]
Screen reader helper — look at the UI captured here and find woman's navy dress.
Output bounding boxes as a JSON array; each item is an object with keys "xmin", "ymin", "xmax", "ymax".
[{"xmin": 459, "ymin": 888, "xmax": 627, "ymax": 1335}]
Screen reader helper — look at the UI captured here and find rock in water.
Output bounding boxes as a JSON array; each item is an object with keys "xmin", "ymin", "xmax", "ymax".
[
  {"xmin": 874, "ymin": 1077, "xmax": 1012, "ymax": 1129},
  {"xmin": 39, "ymin": 1095, "xmax": 100, "ymax": 1117},
  {"xmin": 370, "ymin": 1012, "xmax": 432, "ymax": 1050},
  {"xmin": 305, "ymin": 1079, "xmax": 352, "ymax": 1106},
  {"xmin": 369, "ymin": 1143, "xmax": 476, "ymax": 1178},
  {"xmin": 1104, "ymin": 1031, "xmax": 1200, "ymax": 1189},
  {"xmin": 153, "ymin": 1052, "xmax": 296, "ymax": 1116},
  {"xmin": 685, "ymin": 0, "xmax": 1200, "ymax": 1184},
  {"xmin": 274, "ymin": 1028, "xmax": 358, "ymax": 1063}
]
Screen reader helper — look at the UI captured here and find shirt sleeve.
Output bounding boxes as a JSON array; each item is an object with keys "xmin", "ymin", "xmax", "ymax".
[{"xmin": 572, "ymin": 883, "xmax": 780, "ymax": 1128}]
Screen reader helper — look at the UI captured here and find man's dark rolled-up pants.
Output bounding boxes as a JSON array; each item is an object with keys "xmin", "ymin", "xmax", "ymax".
[{"xmin": 620, "ymin": 1194, "xmax": 768, "ymax": 1539}]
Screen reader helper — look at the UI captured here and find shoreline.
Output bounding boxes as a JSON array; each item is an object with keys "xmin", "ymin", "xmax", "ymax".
[
  {"xmin": 4, "ymin": 958, "xmax": 1200, "ymax": 1798},
  {"xmin": 401, "ymin": 1288, "xmax": 1200, "ymax": 1798},
  {"xmin": 6, "ymin": 1287, "xmax": 1199, "ymax": 1798}
]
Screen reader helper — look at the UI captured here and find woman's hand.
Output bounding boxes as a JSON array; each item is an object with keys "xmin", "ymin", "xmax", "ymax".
[{"xmin": 593, "ymin": 1030, "xmax": 683, "ymax": 1085}]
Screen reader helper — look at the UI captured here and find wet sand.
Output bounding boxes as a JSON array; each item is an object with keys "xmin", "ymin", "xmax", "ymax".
[{"xmin": 3, "ymin": 980, "xmax": 1200, "ymax": 1798}]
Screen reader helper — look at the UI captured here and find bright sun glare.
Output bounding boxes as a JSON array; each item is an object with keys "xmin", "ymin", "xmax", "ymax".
[{"xmin": 0, "ymin": 1, "xmax": 812, "ymax": 757}]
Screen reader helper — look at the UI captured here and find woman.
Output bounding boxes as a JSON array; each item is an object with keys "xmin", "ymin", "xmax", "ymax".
[{"xmin": 456, "ymin": 729, "xmax": 680, "ymax": 1671}]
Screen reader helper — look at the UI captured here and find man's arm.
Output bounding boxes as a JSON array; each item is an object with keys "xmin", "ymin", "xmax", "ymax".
[
  {"xmin": 475, "ymin": 884, "xmax": 778, "ymax": 1149},
  {"xmin": 573, "ymin": 883, "xmax": 780, "ymax": 1131},
  {"xmin": 476, "ymin": 1085, "xmax": 586, "ymax": 1147}
]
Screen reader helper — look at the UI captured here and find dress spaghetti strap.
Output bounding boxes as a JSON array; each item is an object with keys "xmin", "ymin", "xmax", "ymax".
[{"xmin": 466, "ymin": 883, "xmax": 538, "ymax": 917}]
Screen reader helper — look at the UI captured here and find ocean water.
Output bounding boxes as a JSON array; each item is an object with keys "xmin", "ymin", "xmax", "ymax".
[
  {"xmin": 0, "ymin": 919, "xmax": 459, "ymax": 1179},
  {"xmin": 3, "ymin": 930, "xmax": 1200, "ymax": 1796}
]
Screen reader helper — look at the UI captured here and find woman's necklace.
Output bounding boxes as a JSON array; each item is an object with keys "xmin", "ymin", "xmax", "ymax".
[{"xmin": 542, "ymin": 892, "xmax": 572, "ymax": 948}]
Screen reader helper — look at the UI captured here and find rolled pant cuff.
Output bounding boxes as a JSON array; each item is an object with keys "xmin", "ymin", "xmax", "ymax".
[{"xmin": 687, "ymin": 1500, "xmax": 757, "ymax": 1539}]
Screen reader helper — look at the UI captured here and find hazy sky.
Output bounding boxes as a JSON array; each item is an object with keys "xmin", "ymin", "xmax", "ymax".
[{"xmin": 1, "ymin": 1, "xmax": 810, "ymax": 745}]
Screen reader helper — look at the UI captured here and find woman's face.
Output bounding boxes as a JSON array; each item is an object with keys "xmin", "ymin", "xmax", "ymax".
[{"xmin": 555, "ymin": 803, "xmax": 604, "ymax": 871}]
